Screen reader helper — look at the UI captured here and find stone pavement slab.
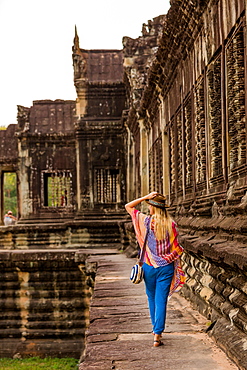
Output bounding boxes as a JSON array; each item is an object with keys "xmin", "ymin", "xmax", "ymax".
[{"xmin": 79, "ymin": 250, "xmax": 238, "ymax": 370}]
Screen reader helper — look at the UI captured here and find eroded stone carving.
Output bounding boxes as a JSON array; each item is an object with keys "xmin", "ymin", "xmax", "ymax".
[
  {"xmin": 207, "ymin": 55, "xmax": 222, "ymax": 180},
  {"xmin": 226, "ymin": 26, "xmax": 246, "ymax": 171},
  {"xmin": 194, "ymin": 78, "xmax": 206, "ymax": 184},
  {"xmin": 176, "ymin": 110, "xmax": 183, "ymax": 193},
  {"xmin": 170, "ymin": 119, "xmax": 176, "ymax": 195},
  {"xmin": 184, "ymin": 96, "xmax": 193, "ymax": 188}
]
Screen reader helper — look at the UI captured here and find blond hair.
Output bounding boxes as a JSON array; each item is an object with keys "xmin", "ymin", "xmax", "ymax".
[{"xmin": 152, "ymin": 206, "xmax": 173, "ymax": 241}]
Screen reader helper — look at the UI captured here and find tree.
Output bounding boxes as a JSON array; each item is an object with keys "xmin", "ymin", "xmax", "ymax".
[{"xmin": 4, "ymin": 173, "xmax": 17, "ymax": 216}]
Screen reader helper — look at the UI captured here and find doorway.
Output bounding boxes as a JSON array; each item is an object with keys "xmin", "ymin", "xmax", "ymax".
[{"xmin": 3, "ymin": 172, "xmax": 18, "ymax": 220}]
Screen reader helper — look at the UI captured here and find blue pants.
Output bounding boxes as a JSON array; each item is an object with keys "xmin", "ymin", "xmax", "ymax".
[{"xmin": 143, "ymin": 262, "xmax": 174, "ymax": 335}]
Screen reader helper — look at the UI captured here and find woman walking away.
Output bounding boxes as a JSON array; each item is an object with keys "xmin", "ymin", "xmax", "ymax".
[{"xmin": 125, "ymin": 192, "xmax": 185, "ymax": 347}]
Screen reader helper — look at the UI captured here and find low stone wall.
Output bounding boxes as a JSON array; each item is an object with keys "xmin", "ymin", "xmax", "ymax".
[
  {"xmin": 0, "ymin": 250, "xmax": 96, "ymax": 358},
  {"xmin": 0, "ymin": 220, "xmax": 123, "ymax": 250}
]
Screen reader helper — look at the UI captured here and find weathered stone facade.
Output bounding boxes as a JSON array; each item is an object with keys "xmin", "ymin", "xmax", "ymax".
[
  {"xmin": 16, "ymin": 100, "xmax": 76, "ymax": 222},
  {"xmin": 123, "ymin": 0, "xmax": 247, "ymax": 368},
  {"xmin": 72, "ymin": 28, "xmax": 126, "ymax": 214}
]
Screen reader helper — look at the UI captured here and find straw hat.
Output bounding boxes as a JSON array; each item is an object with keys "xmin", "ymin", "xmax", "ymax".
[{"xmin": 145, "ymin": 194, "xmax": 168, "ymax": 209}]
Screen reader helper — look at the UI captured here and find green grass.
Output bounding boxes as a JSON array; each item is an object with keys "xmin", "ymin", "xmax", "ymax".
[{"xmin": 0, "ymin": 357, "xmax": 78, "ymax": 370}]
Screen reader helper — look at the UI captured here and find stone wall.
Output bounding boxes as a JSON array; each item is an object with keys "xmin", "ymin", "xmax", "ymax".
[
  {"xmin": 0, "ymin": 124, "xmax": 18, "ymax": 166},
  {"xmin": 0, "ymin": 250, "xmax": 96, "ymax": 358},
  {"xmin": 180, "ymin": 228, "xmax": 247, "ymax": 369},
  {"xmin": 0, "ymin": 220, "xmax": 125, "ymax": 250},
  {"xmin": 123, "ymin": 1, "xmax": 247, "ymax": 367},
  {"xmin": 16, "ymin": 100, "xmax": 77, "ymax": 221}
]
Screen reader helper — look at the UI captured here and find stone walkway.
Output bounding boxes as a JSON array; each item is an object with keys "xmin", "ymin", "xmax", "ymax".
[{"xmin": 79, "ymin": 249, "xmax": 239, "ymax": 370}]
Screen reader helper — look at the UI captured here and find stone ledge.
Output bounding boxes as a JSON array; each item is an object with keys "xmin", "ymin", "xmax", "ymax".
[
  {"xmin": 0, "ymin": 250, "xmax": 88, "ymax": 262},
  {"xmin": 180, "ymin": 233, "xmax": 247, "ymax": 270},
  {"xmin": 180, "ymin": 236, "xmax": 247, "ymax": 369},
  {"xmin": 178, "ymin": 215, "xmax": 247, "ymax": 240},
  {"xmin": 0, "ymin": 338, "xmax": 84, "ymax": 359},
  {"xmin": 208, "ymin": 316, "xmax": 247, "ymax": 370}
]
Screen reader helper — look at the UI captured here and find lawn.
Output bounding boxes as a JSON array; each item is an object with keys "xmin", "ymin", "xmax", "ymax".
[{"xmin": 0, "ymin": 357, "xmax": 79, "ymax": 370}]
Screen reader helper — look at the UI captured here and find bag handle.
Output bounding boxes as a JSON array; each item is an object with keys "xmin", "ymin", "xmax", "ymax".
[{"xmin": 138, "ymin": 217, "xmax": 151, "ymax": 266}]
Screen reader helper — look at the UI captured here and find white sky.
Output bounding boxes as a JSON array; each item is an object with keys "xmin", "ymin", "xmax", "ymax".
[{"xmin": 0, "ymin": 0, "xmax": 170, "ymax": 127}]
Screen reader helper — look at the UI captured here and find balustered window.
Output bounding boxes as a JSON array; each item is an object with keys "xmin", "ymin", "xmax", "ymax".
[
  {"xmin": 149, "ymin": 135, "xmax": 163, "ymax": 194},
  {"xmin": 95, "ymin": 168, "xmax": 119, "ymax": 203},
  {"xmin": 194, "ymin": 78, "xmax": 206, "ymax": 183},
  {"xmin": 169, "ymin": 119, "xmax": 176, "ymax": 196},
  {"xmin": 226, "ymin": 25, "xmax": 246, "ymax": 171},
  {"xmin": 207, "ymin": 54, "xmax": 222, "ymax": 180},
  {"xmin": 183, "ymin": 96, "xmax": 193, "ymax": 188},
  {"xmin": 176, "ymin": 110, "xmax": 183, "ymax": 193},
  {"xmin": 43, "ymin": 171, "xmax": 72, "ymax": 207}
]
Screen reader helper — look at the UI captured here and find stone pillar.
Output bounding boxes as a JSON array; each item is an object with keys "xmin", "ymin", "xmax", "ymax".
[{"xmin": 17, "ymin": 138, "xmax": 33, "ymax": 219}]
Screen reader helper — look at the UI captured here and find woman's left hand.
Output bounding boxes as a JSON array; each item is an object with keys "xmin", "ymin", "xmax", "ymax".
[
  {"xmin": 145, "ymin": 192, "xmax": 158, "ymax": 200},
  {"xmin": 125, "ymin": 192, "xmax": 158, "ymax": 214}
]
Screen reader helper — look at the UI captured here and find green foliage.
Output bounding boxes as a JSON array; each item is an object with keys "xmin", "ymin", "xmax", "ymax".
[
  {"xmin": 0, "ymin": 357, "xmax": 79, "ymax": 370},
  {"xmin": 4, "ymin": 173, "xmax": 17, "ymax": 216}
]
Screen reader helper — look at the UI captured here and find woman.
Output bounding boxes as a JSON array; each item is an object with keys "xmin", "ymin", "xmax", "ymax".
[
  {"xmin": 4, "ymin": 210, "xmax": 17, "ymax": 226},
  {"xmin": 125, "ymin": 192, "xmax": 185, "ymax": 347}
]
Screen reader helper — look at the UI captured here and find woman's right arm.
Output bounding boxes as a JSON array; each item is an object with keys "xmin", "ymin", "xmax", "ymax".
[{"xmin": 125, "ymin": 192, "xmax": 158, "ymax": 215}]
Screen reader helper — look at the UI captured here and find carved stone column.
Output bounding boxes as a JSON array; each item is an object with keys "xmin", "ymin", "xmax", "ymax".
[{"xmin": 17, "ymin": 137, "xmax": 33, "ymax": 219}]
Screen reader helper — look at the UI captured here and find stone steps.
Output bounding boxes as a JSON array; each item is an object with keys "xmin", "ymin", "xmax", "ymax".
[
  {"xmin": 0, "ymin": 219, "xmax": 127, "ymax": 249},
  {"xmin": 0, "ymin": 250, "xmax": 94, "ymax": 358}
]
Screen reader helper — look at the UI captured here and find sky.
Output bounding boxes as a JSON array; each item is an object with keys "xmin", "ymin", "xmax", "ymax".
[{"xmin": 0, "ymin": 0, "xmax": 170, "ymax": 127}]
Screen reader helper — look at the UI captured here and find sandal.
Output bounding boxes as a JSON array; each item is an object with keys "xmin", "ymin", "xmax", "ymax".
[{"xmin": 153, "ymin": 333, "xmax": 163, "ymax": 347}]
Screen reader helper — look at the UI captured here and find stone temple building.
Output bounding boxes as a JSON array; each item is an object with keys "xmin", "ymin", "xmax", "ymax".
[
  {"xmin": 1, "ymin": 0, "xmax": 247, "ymax": 368},
  {"xmin": 0, "ymin": 27, "xmax": 126, "ymax": 224}
]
